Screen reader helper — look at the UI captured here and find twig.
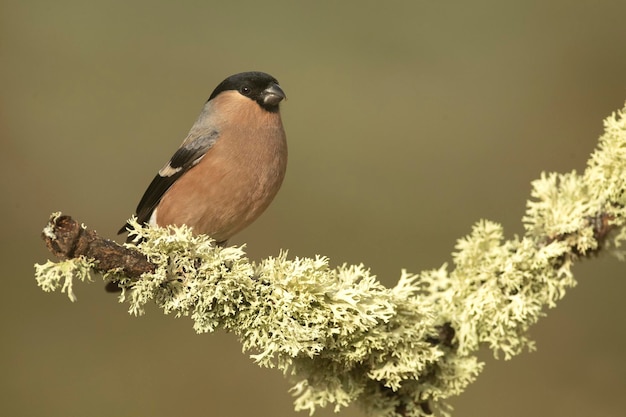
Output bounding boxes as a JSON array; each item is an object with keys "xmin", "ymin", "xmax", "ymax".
[{"xmin": 41, "ymin": 213, "xmax": 155, "ymax": 278}]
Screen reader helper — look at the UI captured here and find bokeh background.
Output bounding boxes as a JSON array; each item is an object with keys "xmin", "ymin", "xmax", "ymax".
[{"xmin": 2, "ymin": 1, "xmax": 626, "ymax": 416}]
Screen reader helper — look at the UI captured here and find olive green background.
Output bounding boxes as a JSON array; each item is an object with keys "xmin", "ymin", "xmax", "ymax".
[{"xmin": 2, "ymin": 1, "xmax": 625, "ymax": 416}]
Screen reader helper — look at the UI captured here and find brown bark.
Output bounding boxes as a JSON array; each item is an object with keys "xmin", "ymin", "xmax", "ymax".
[{"xmin": 41, "ymin": 214, "xmax": 155, "ymax": 278}]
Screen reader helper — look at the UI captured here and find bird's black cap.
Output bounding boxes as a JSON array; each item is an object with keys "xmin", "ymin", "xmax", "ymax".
[{"xmin": 209, "ymin": 71, "xmax": 285, "ymax": 112}]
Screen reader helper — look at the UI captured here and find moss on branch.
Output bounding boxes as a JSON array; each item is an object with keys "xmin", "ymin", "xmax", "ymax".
[{"xmin": 35, "ymin": 103, "xmax": 626, "ymax": 417}]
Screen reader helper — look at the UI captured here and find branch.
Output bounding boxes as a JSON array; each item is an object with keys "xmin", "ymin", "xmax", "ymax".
[
  {"xmin": 41, "ymin": 213, "xmax": 155, "ymax": 278},
  {"xmin": 34, "ymin": 103, "xmax": 626, "ymax": 417}
]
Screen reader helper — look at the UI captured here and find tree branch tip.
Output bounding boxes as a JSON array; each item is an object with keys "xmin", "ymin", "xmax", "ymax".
[{"xmin": 41, "ymin": 212, "xmax": 155, "ymax": 280}]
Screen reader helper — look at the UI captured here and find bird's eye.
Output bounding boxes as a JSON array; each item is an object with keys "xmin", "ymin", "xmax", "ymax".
[{"xmin": 240, "ymin": 86, "xmax": 251, "ymax": 96}]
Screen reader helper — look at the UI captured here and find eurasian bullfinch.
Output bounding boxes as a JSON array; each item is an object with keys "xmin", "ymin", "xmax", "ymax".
[{"xmin": 119, "ymin": 71, "xmax": 288, "ymax": 245}]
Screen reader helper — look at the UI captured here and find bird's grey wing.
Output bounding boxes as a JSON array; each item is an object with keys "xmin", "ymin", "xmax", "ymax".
[{"xmin": 118, "ymin": 130, "xmax": 219, "ymax": 234}]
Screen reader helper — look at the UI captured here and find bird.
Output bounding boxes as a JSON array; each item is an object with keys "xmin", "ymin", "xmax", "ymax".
[{"xmin": 118, "ymin": 71, "xmax": 288, "ymax": 246}]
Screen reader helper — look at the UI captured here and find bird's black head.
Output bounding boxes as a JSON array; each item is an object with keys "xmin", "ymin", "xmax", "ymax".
[{"xmin": 209, "ymin": 71, "xmax": 286, "ymax": 113}]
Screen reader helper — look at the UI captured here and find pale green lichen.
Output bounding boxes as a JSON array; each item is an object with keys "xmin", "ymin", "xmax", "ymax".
[
  {"xmin": 34, "ymin": 103, "xmax": 626, "ymax": 417},
  {"xmin": 34, "ymin": 256, "xmax": 95, "ymax": 302}
]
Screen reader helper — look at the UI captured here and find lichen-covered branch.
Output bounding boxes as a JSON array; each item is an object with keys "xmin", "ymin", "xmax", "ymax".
[
  {"xmin": 35, "ymin": 103, "xmax": 626, "ymax": 417},
  {"xmin": 41, "ymin": 213, "xmax": 155, "ymax": 278}
]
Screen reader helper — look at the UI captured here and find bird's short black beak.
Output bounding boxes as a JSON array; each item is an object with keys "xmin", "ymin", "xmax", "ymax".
[{"xmin": 262, "ymin": 83, "xmax": 286, "ymax": 106}]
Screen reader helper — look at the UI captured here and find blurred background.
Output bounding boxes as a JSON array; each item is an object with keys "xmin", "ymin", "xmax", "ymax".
[{"xmin": 2, "ymin": 0, "xmax": 625, "ymax": 416}]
